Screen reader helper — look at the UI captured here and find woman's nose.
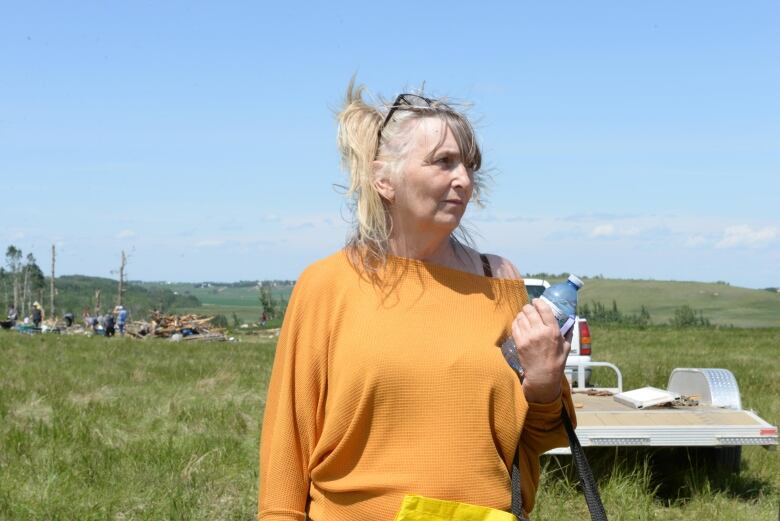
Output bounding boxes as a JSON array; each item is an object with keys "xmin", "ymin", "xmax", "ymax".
[{"xmin": 451, "ymin": 162, "xmax": 472, "ymax": 189}]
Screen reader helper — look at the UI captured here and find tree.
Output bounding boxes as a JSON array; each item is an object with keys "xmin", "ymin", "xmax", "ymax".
[
  {"xmin": 21, "ymin": 253, "xmax": 45, "ymax": 317},
  {"xmin": 638, "ymin": 305, "xmax": 652, "ymax": 327},
  {"xmin": 210, "ymin": 314, "xmax": 228, "ymax": 328},
  {"xmin": 259, "ymin": 286, "xmax": 277, "ymax": 319},
  {"xmin": 117, "ymin": 250, "xmax": 127, "ymax": 306},
  {"xmin": 670, "ymin": 305, "xmax": 711, "ymax": 328},
  {"xmin": 579, "ymin": 300, "xmax": 652, "ymax": 327},
  {"xmin": 5, "ymin": 246, "xmax": 22, "ymax": 310},
  {"xmin": 0, "ymin": 267, "xmax": 6, "ymax": 308}
]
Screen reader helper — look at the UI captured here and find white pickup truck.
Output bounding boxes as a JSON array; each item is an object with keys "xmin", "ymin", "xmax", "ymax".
[{"xmin": 523, "ymin": 278, "xmax": 778, "ymax": 471}]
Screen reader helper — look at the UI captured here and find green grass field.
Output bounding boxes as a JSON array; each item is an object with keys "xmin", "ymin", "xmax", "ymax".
[
  {"xmin": 0, "ymin": 333, "xmax": 275, "ymax": 521},
  {"xmin": 140, "ymin": 283, "xmax": 293, "ymax": 326},
  {"xmin": 1, "ymin": 326, "xmax": 778, "ymax": 520}
]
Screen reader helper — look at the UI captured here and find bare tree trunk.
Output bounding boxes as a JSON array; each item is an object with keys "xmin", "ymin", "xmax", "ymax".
[
  {"xmin": 12, "ymin": 274, "xmax": 19, "ymax": 311},
  {"xmin": 117, "ymin": 250, "xmax": 126, "ymax": 307},
  {"xmin": 95, "ymin": 289, "xmax": 101, "ymax": 316},
  {"xmin": 50, "ymin": 244, "xmax": 56, "ymax": 318},
  {"xmin": 22, "ymin": 267, "xmax": 29, "ymax": 318}
]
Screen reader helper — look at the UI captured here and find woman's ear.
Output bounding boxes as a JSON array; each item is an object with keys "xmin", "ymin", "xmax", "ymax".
[{"xmin": 372, "ymin": 160, "xmax": 395, "ymax": 203}]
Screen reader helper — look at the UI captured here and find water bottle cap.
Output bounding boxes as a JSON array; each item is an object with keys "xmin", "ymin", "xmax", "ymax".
[{"xmin": 567, "ymin": 274, "xmax": 584, "ymax": 288}]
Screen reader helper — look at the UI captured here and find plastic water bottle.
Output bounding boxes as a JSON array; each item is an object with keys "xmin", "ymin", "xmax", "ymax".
[
  {"xmin": 539, "ymin": 274, "xmax": 584, "ymax": 337},
  {"xmin": 499, "ymin": 274, "xmax": 584, "ymax": 377}
]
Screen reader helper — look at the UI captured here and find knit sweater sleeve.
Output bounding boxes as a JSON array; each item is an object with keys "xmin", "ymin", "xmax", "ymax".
[{"xmin": 258, "ymin": 266, "xmax": 330, "ymax": 520}]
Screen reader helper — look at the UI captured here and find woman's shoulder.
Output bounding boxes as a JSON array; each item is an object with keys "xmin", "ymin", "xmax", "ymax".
[
  {"xmin": 482, "ymin": 252, "xmax": 523, "ymax": 281},
  {"xmin": 296, "ymin": 250, "xmax": 354, "ymax": 287},
  {"xmin": 455, "ymin": 243, "xmax": 523, "ymax": 280}
]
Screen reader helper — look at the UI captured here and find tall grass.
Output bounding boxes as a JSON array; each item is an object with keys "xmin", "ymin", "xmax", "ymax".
[
  {"xmin": 0, "ymin": 333, "xmax": 274, "ymax": 520},
  {"xmin": 1, "ymin": 326, "xmax": 778, "ymax": 520}
]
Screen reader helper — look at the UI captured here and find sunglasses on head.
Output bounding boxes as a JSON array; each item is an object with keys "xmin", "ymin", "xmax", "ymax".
[{"xmin": 377, "ymin": 93, "xmax": 434, "ymax": 142}]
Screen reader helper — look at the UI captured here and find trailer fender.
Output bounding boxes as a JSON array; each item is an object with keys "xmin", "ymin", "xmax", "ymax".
[{"xmin": 667, "ymin": 368, "xmax": 742, "ymax": 410}]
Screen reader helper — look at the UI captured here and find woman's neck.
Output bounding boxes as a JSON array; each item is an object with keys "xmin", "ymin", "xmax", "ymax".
[
  {"xmin": 389, "ymin": 234, "xmax": 450, "ymax": 262},
  {"xmin": 388, "ymin": 232, "xmax": 475, "ymax": 272}
]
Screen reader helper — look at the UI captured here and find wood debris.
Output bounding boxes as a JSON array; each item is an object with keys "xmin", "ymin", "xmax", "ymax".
[{"xmin": 126, "ymin": 312, "xmax": 227, "ymax": 341}]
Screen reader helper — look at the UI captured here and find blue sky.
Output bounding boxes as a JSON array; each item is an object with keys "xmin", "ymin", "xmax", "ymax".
[{"xmin": 1, "ymin": 1, "xmax": 778, "ymax": 288}]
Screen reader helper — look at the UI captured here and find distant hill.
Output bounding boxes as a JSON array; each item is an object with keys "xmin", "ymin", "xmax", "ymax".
[
  {"xmin": 146, "ymin": 276, "xmax": 779, "ymax": 329},
  {"xmin": 50, "ymin": 275, "xmax": 201, "ymax": 319},
  {"xmin": 135, "ymin": 281, "xmax": 293, "ymax": 325},
  {"xmin": 12, "ymin": 273, "xmax": 777, "ymax": 328},
  {"xmin": 571, "ymin": 278, "xmax": 780, "ymax": 328}
]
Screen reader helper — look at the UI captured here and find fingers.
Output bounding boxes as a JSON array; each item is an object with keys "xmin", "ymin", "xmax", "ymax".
[
  {"xmin": 522, "ymin": 303, "xmax": 544, "ymax": 329},
  {"xmin": 513, "ymin": 311, "xmax": 532, "ymax": 339},
  {"xmin": 562, "ymin": 339, "xmax": 572, "ymax": 357},
  {"xmin": 532, "ymin": 298, "xmax": 557, "ymax": 327}
]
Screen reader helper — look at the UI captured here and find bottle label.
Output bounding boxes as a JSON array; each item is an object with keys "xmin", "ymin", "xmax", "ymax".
[
  {"xmin": 539, "ymin": 295, "xmax": 574, "ymax": 337},
  {"xmin": 539, "ymin": 295, "xmax": 566, "ymax": 321},
  {"xmin": 559, "ymin": 316, "xmax": 575, "ymax": 337}
]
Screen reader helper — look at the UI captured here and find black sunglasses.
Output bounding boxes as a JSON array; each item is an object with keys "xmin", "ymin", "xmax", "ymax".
[{"xmin": 378, "ymin": 93, "xmax": 434, "ymax": 140}]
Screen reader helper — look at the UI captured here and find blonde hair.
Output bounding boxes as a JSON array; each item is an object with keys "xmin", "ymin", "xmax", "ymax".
[{"xmin": 336, "ymin": 78, "xmax": 485, "ymax": 274}]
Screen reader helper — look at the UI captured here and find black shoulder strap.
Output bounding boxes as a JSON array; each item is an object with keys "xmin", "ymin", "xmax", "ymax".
[
  {"xmin": 480, "ymin": 253, "xmax": 493, "ymax": 278},
  {"xmin": 502, "ymin": 336, "xmax": 609, "ymax": 521},
  {"xmin": 511, "ymin": 446, "xmax": 529, "ymax": 521},
  {"xmin": 561, "ymin": 405, "xmax": 609, "ymax": 520}
]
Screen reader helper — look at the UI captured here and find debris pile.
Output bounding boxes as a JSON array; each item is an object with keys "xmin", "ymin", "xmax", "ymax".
[
  {"xmin": 127, "ymin": 312, "xmax": 227, "ymax": 341},
  {"xmin": 3, "ymin": 313, "xmax": 232, "ymax": 342}
]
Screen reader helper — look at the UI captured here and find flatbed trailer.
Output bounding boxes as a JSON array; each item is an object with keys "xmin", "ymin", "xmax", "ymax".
[{"xmin": 547, "ymin": 364, "xmax": 778, "ymax": 458}]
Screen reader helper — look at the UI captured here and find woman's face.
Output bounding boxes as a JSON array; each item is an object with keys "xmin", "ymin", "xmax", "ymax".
[{"xmin": 386, "ymin": 117, "xmax": 473, "ymax": 236}]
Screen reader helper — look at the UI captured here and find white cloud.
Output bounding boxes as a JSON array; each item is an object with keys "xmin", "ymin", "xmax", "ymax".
[
  {"xmin": 587, "ymin": 223, "xmax": 644, "ymax": 239},
  {"xmin": 116, "ymin": 229, "xmax": 136, "ymax": 239},
  {"xmin": 622, "ymin": 226, "xmax": 641, "ymax": 237},
  {"xmin": 194, "ymin": 239, "xmax": 226, "ymax": 248},
  {"xmin": 285, "ymin": 222, "xmax": 316, "ymax": 231},
  {"xmin": 2, "ymin": 229, "xmax": 27, "ymax": 241},
  {"xmin": 715, "ymin": 225, "xmax": 777, "ymax": 249},
  {"xmin": 590, "ymin": 224, "xmax": 615, "ymax": 237},
  {"xmin": 685, "ymin": 235, "xmax": 709, "ymax": 248}
]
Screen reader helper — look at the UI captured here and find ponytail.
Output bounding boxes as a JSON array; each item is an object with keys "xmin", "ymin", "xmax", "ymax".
[{"xmin": 337, "ymin": 78, "xmax": 390, "ymax": 272}]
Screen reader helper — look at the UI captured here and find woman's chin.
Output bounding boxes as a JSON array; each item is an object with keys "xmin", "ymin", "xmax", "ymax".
[
  {"xmin": 441, "ymin": 206, "xmax": 466, "ymax": 221},
  {"xmin": 432, "ymin": 214, "xmax": 464, "ymax": 231}
]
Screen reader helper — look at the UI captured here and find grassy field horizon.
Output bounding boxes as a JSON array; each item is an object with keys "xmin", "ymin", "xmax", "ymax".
[
  {"xmin": 24, "ymin": 271, "xmax": 772, "ymax": 328},
  {"xmin": 1, "ymin": 325, "xmax": 778, "ymax": 519},
  {"xmin": 141, "ymin": 275, "xmax": 780, "ymax": 328},
  {"xmin": 138, "ymin": 281, "xmax": 293, "ymax": 326}
]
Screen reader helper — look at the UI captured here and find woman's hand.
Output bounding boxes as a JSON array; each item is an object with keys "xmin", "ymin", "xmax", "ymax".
[{"xmin": 511, "ymin": 298, "xmax": 571, "ymax": 404}]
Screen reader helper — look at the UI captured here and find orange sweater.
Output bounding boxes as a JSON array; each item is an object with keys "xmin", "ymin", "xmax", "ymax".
[{"xmin": 259, "ymin": 251, "xmax": 575, "ymax": 520}]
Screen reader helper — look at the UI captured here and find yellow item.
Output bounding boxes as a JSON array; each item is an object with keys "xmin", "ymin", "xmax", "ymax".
[
  {"xmin": 394, "ymin": 495, "xmax": 518, "ymax": 521},
  {"xmin": 259, "ymin": 251, "xmax": 575, "ymax": 521}
]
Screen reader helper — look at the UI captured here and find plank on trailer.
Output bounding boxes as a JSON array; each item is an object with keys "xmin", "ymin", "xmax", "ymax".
[{"xmin": 572, "ymin": 394, "xmax": 763, "ymax": 427}]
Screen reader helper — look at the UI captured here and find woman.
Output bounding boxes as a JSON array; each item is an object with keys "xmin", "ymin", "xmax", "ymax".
[{"xmin": 259, "ymin": 81, "xmax": 575, "ymax": 521}]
